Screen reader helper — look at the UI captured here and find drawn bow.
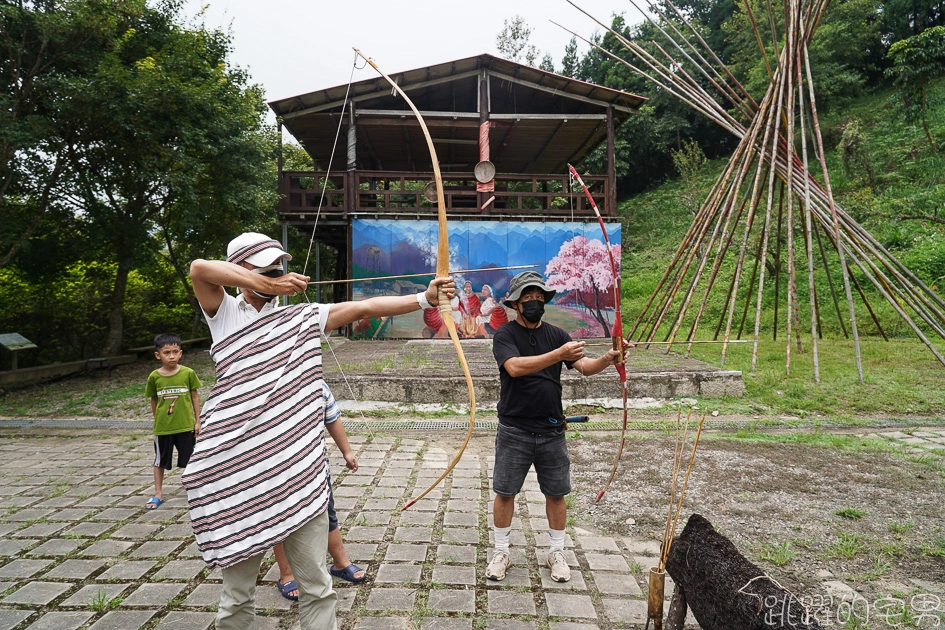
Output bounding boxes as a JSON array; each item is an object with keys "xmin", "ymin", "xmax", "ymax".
[
  {"xmin": 568, "ymin": 164, "xmax": 628, "ymax": 502},
  {"xmin": 355, "ymin": 49, "xmax": 477, "ymax": 510}
]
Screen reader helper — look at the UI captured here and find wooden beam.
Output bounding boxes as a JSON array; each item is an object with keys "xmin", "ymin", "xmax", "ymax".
[
  {"xmin": 607, "ymin": 106, "xmax": 616, "ymax": 215},
  {"xmin": 490, "ymin": 113, "xmax": 607, "ymax": 120},
  {"xmin": 353, "ymin": 117, "xmax": 479, "ymax": 128},
  {"xmin": 488, "ymin": 71, "xmax": 636, "ymax": 113},
  {"xmin": 432, "ymin": 138, "xmax": 478, "ymax": 145},
  {"xmin": 355, "ymin": 109, "xmax": 479, "ymax": 119},
  {"xmin": 479, "ymin": 72, "xmax": 491, "ymax": 213},
  {"xmin": 346, "ymin": 103, "xmax": 356, "ymax": 171},
  {"xmin": 521, "ymin": 120, "xmax": 567, "ymax": 172},
  {"xmin": 553, "ymin": 120, "xmax": 606, "ymax": 173},
  {"xmin": 280, "ymin": 70, "xmax": 482, "ymax": 119},
  {"xmin": 344, "ymin": 111, "xmax": 607, "ymax": 121}
]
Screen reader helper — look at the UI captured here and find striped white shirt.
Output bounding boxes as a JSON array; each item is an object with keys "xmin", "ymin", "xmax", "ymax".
[{"xmin": 183, "ymin": 304, "xmax": 332, "ymax": 568}]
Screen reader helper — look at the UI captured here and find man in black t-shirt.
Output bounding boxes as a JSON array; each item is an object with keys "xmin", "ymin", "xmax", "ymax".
[{"xmin": 487, "ymin": 271, "xmax": 622, "ymax": 583}]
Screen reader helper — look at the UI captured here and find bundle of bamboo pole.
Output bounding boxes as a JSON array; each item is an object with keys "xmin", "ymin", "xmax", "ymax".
[
  {"xmin": 560, "ymin": 0, "xmax": 945, "ymax": 381},
  {"xmin": 646, "ymin": 407, "xmax": 706, "ymax": 630}
]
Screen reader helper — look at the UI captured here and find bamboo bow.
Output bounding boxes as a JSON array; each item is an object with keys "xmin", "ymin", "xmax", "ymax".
[
  {"xmin": 568, "ymin": 164, "xmax": 628, "ymax": 502},
  {"xmin": 354, "ymin": 49, "xmax": 476, "ymax": 510}
]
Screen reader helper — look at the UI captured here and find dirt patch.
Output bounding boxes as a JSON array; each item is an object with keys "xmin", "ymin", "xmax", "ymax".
[{"xmin": 566, "ymin": 430, "xmax": 945, "ymax": 625}]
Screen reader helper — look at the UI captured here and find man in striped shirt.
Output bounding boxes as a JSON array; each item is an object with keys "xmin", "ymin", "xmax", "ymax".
[{"xmin": 188, "ymin": 232, "xmax": 454, "ymax": 630}]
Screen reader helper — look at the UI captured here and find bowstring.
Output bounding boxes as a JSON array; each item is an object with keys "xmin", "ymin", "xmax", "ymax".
[
  {"xmin": 299, "ymin": 51, "xmax": 375, "ymax": 441},
  {"xmin": 302, "ymin": 50, "xmax": 364, "ymax": 276},
  {"xmin": 568, "ymin": 170, "xmax": 592, "ymax": 412}
]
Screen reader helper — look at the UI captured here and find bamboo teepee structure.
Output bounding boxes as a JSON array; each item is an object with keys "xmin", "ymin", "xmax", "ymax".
[{"xmin": 560, "ymin": 0, "xmax": 945, "ymax": 381}]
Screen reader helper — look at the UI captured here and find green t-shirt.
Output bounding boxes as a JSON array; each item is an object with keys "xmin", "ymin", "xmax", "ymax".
[{"xmin": 145, "ymin": 366, "xmax": 202, "ymax": 435}]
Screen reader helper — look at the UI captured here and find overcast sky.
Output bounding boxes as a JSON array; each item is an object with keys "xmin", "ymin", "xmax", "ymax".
[{"xmin": 182, "ymin": 0, "xmax": 646, "ymax": 113}]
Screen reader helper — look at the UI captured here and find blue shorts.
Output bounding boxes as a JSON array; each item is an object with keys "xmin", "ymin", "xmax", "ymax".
[{"xmin": 492, "ymin": 423, "xmax": 571, "ymax": 497}]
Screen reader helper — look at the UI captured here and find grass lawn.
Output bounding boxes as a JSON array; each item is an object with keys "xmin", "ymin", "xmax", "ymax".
[{"xmin": 684, "ymin": 336, "xmax": 945, "ymax": 420}]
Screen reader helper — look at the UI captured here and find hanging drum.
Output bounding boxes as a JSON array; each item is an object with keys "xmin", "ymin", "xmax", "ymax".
[
  {"xmin": 423, "ymin": 181, "xmax": 438, "ymax": 203},
  {"xmin": 474, "ymin": 160, "xmax": 495, "ymax": 184}
]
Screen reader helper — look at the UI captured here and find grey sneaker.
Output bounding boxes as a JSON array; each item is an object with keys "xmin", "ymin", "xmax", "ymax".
[
  {"xmin": 546, "ymin": 549, "xmax": 571, "ymax": 582},
  {"xmin": 486, "ymin": 550, "xmax": 511, "ymax": 581}
]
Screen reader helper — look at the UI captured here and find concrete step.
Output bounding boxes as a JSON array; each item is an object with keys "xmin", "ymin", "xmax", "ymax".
[{"xmin": 322, "ymin": 339, "xmax": 744, "ymax": 406}]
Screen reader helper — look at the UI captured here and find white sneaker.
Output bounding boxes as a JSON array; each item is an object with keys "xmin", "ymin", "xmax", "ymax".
[
  {"xmin": 546, "ymin": 549, "xmax": 571, "ymax": 582},
  {"xmin": 486, "ymin": 550, "xmax": 511, "ymax": 581}
]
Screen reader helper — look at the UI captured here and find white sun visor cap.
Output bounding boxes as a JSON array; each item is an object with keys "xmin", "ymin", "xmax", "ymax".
[{"xmin": 226, "ymin": 232, "xmax": 292, "ymax": 267}]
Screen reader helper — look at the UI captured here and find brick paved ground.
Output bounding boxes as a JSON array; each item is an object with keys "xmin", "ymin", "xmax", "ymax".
[
  {"xmin": 0, "ymin": 430, "xmax": 702, "ymax": 630},
  {"xmin": 0, "ymin": 426, "xmax": 939, "ymax": 629}
]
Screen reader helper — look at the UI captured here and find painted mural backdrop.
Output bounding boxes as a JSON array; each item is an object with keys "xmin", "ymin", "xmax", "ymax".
[{"xmin": 351, "ymin": 219, "xmax": 622, "ymax": 340}]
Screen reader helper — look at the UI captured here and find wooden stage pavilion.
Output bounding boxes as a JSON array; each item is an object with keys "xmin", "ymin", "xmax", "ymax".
[{"xmin": 269, "ymin": 53, "xmax": 645, "ymax": 298}]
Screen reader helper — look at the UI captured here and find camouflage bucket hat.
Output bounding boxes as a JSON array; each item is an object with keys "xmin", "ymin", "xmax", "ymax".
[{"xmin": 504, "ymin": 271, "xmax": 555, "ymax": 308}]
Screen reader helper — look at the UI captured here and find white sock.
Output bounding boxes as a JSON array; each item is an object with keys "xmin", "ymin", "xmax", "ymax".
[
  {"xmin": 493, "ymin": 525, "xmax": 511, "ymax": 554},
  {"xmin": 548, "ymin": 528, "xmax": 566, "ymax": 553}
]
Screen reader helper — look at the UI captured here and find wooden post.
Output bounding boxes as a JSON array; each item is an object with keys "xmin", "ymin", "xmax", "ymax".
[
  {"xmin": 281, "ymin": 223, "xmax": 289, "ymax": 307},
  {"xmin": 346, "ymin": 103, "xmax": 357, "ymax": 306},
  {"xmin": 277, "ymin": 120, "xmax": 284, "ymax": 174},
  {"xmin": 665, "ymin": 586, "xmax": 688, "ymax": 630},
  {"xmin": 606, "ymin": 106, "xmax": 616, "ymax": 216},
  {"xmin": 347, "ymin": 102, "xmax": 357, "ymax": 171},
  {"xmin": 277, "ymin": 121, "xmax": 285, "ymax": 216},
  {"xmin": 478, "ymin": 71, "xmax": 493, "ymax": 216}
]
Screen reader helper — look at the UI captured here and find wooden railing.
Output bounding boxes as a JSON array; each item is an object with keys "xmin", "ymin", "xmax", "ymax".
[
  {"xmin": 278, "ymin": 170, "xmax": 613, "ymax": 221},
  {"xmin": 280, "ymin": 172, "xmax": 347, "ymax": 219}
]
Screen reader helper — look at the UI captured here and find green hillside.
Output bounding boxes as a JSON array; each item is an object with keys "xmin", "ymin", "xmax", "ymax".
[{"xmin": 616, "ymin": 80, "xmax": 945, "ymax": 418}]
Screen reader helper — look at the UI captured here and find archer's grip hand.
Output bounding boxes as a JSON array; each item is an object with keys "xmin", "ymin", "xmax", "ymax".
[
  {"xmin": 428, "ymin": 276, "xmax": 455, "ymax": 310},
  {"xmin": 267, "ymin": 272, "xmax": 310, "ymax": 297},
  {"xmin": 602, "ymin": 348, "xmax": 623, "ymax": 365}
]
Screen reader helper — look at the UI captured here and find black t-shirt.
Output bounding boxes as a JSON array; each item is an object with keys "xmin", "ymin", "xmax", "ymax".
[{"xmin": 493, "ymin": 320, "xmax": 575, "ymax": 434}]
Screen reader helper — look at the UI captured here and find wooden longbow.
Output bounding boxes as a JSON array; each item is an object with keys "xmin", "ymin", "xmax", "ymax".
[
  {"xmin": 568, "ymin": 164, "xmax": 628, "ymax": 502},
  {"xmin": 353, "ymin": 49, "xmax": 477, "ymax": 510}
]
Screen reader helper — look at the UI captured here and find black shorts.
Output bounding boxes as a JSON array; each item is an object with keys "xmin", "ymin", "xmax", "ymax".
[
  {"xmin": 492, "ymin": 423, "xmax": 571, "ymax": 497},
  {"xmin": 153, "ymin": 432, "xmax": 196, "ymax": 470},
  {"xmin": 327, "ymin": 473, "xmax": 338, "ymax": 532}
]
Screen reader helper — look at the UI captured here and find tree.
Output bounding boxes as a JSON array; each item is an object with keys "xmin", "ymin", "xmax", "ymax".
[
  {"xmin": 539, "ymin": 53, "xmax": 555, "ymax": 73},
  {"xmin": 0, "ymin": 0, "xmax": 119, "ymax": 267},
  {"xmin": 659, "ymin": 0, "xmax": 739, "ymax": 62},
  {"xmin": 496, "ymin": 15, "xmax": 540, "ymax": 65},
  {"xmin": 157, "ymin": 119, "xmax": 279, "ymax": 337},
  {"xmin": 886, "ymin": 25, "xmax": 945, "ymax": 152},
  {"xmin": 561, "ymin": 37, "xmax": 579, "ymax": 77},
  {"xmin": 546, "ymin": 236, "xmax": 621, "ymax": 336},
  {"xmin": 54, "ymin": 0, "xmax": 274, "ymax": 355},
  {"xmin": 880, "ymin": 0, "xmax": 945, "ymax": 44},
  {"xmin": 722, "ymin": 0, "xmax": 883, "ymax": 106},
  {"xmin": 672, "ymin": 141, "xmax": 708, "ymax": 217}
]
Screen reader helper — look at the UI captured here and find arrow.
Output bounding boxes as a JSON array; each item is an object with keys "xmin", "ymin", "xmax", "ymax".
[{"xmin": 306, "ymin": 264, "xmax": 538, "ymax": 286}]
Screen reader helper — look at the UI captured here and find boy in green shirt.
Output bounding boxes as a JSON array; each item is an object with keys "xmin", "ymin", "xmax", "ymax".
[{"xmin": 144, "ymin": 333, "xmax": 202, "ymax": 510}]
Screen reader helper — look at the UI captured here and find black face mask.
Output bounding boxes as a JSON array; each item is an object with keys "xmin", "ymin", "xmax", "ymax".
[
  {"xmin": 251, "ymin": 265, "xmax": 284, "ymax": 300},
  {"xmin": 520, "ymin": 300, "xmax": 545, "ymax": 323}
]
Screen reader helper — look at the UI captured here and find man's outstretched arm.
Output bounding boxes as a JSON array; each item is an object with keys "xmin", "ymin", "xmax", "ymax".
[{"xmin": 325, "ymin": 277, "xmax": 455, "ymax": 331}]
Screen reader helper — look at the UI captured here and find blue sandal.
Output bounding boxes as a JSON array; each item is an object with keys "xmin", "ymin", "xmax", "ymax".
[
  {"xmin": 329, "ymin": 564, "xmax": 367, "ymax": 583},
  {"xmin": 145, "ymin": 497, "xmax": 162, "ymax": 510},
  {"xmin": 277, "ymin": 579, "xmax": 298, "ymax": 601}
]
